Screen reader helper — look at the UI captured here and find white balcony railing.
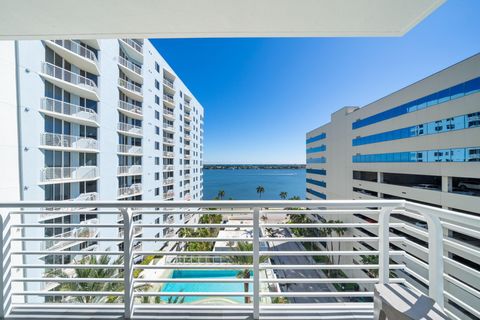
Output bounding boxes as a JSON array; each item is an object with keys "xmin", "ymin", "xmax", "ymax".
[
  {"xmin": 117, "ymin": 183, "xmax": 142, "ymax": 198},
  {"xmin": 118, "ymin": 78, "xmax": 143, "ymax": 94},
  {"xmin": 163, "ymin": 94, "xmax": 174, "ymax": 104},
  {"xmin": 163, "ymin": 108, "xmax": 174, "ymax": 118},
  {"xmin": 163, "ymin": 137, "xmax": 174, "ymax": 144},
  {"xmin": 41, "ymin": 62, "xmax": 98, "ymax": 93},
  {"xmin": 162, "ymin": 165, "xmax": 174, "ymax": 171},
  {"xmin": 50, "ymin": 40, "xmax": 99, "ymax": 65},
  {"xmin": 163, "ymin": 178, "xmax": 174, "ymax": 186},
  {"xmin": 40, "ymin": 166, "xmax": 98, "ymax": 183},
  {"xmin": 162, "ymin": 151, "xmax": 174, "ymax": 157},
  {"xmin": 40, "ymin": 132, "xmax": 98, "ymax": 151},
  {"xmin": 163, "ymin": 78, "xmax": 174, "ymax": 89},
  {"xmin": 0, "ymin": 200, "xmax": 478, "ymax": 320},
  {"xmin": 117, "ymin": 144, "xmax": 142, "ymax": 155},
  {"xmin": 163, "ymin": 123, "xmax": 174, "ymax": 131},
  {"xmin": 163, "ymin": 190, "xmax": 174, "ymax": 198},
  {"xmin": 117, "ymin": 165, "xmax": 142, "ymax": 176},
  {"xmin": 121, "ymin": 38, "xmax": 143, "ymax": 54},
  {"xmin": 117, "ymin": 122, "xmax": 143, "ymax": 136},
  {"xmin": 39, "ymin": 192, "xmax": 98, "ymax": 219},
  {"xmin": 118, "ymin": 100, "xmax": 142, "ymax": 116},
  {"xmin": 41, "ymin": 97, "xmax": 98, "ymax": 124},
  {"xmin": 118, "ymin": 56, "xmax": 142, "ymax": 75}
]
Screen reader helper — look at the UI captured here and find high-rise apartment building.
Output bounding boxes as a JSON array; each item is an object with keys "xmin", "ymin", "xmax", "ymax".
[
  {"xmin": 306, "ymin": 54, "xmax": 480, "ymax": 319},
  {"xmin": 0, "ymin": 39, "xmax": 204, "ymax": 299}
]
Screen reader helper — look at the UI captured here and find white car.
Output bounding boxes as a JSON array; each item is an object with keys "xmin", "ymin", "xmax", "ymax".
[{"xmin": 458, "ymin": 181, "xmax": 480, "ymax": 191}]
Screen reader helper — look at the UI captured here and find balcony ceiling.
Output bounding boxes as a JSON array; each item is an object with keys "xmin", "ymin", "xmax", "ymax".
[{"xmin": 0, "ymin": 0, "xmax": 444, "ymax": 40}]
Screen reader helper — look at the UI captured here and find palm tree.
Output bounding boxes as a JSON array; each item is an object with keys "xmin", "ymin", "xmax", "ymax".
[
  {"xmin": 256, "ymin": 186, "xmax": 265, "ymax": 199},
  {"xmin": 227, "ymin": 242, "xmax": 267, "ymax": 303},
  {"xmin": 217, "ymin": 190, "xmax": 225, "ymax": 200},
  {"xmin": 279, "ymin": 191, "xmax": 288, "ymax": 200},
  {"xmin": 45, "ymin": 255, "xmax": 151, "ymax": 303}
]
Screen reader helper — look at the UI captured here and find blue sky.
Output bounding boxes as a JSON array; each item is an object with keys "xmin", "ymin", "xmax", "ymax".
[{"xmin": 150, "ymin": 0, "xmax": 480, "ymax": 164}]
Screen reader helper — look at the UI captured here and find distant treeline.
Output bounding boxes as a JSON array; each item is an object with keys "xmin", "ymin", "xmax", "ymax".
[{"xmin": 204, "ymin": 164, "xmax": 306, "ymax": 170}]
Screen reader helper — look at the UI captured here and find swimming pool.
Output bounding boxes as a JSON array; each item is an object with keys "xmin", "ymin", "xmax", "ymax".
[{"xmin": 160, "ymin": 269, "xmax": 252, "ymax": 303}]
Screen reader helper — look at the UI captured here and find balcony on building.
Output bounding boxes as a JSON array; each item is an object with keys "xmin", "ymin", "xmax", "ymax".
[
  {"xmin": 117, "ymin": 144, "xmax": 143, "ymax": 156},
  {"xmin": 163, "ymin": 190, "xmax": 174, "ymax": 199},
  {"xmin": 162, "ymin": 151, "xmax": 174, "ymax": 158},
  {"xmin": 163, "ymin": 93, "xmax": 175, "ymax": 107},
  {"xmin": 162, "ymin": 165, "xmax": 174, "ymax": 171},
  {"xmin": 40, "ymin": 97, "xmax": 99, "ymax": 126},
  {"xmin": 119, "ymin": 38, "xmax": 144, "ymax": 63},
  {"xmin": 163, "ymin": 107, "xmax": 175, "ymax": 121},
  {"xmin": 117, "ymin": 122, "xmax": 143, "ymax": 138},
  {"xmin": 118, "ymin": 56, "xmax": 143, "ymax": 84},
  {"xmin": 40, "ymin": 62, "xmax": 99, "ymax": 101},
  {"xmin": 44, "ymin": 40, "xmax": 100, "ymax": 75},
  {"xmin": 117, "ymin": 165, "xmax": 142, "ymax": 176},
  {"xmin": 118, "ymin": 78, "xmax": 143, "ymax": 102},
  {"xmin": 117, "ymin": 100, "xmax": 143, "ymax": 119},
  {"xmin": 163, "ymin": 137, "xmax": 174, "ymax": 145},
  {"xmin": 117, "ymin": 183, "xmax": 142, "ymax": 198},
  {"xmin": 40, "ymin": 132, "xmax": 99, "ymax": 153},
  {"xmin": 163, "ymin": 178, "xmax": 174, "ymax": 186},
  {"xmin": 162, "ymin": 123, "xmax": 175, "ymax": 133},
  {"xmin": 39, "ymin": 166, "xmax": 99, "ymax": 184}
]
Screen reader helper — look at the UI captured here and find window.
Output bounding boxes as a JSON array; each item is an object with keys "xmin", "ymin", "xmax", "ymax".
[
  {"xmin": 155, "ymin": 142, "xmax": 160, "ymax": 150},
  {"xmin": 155, "ymin": 126, "xmax": 160, "ymax": 135},
  {"xmin": 155, "ymin": 172, "xmax": 160, "ymax": 180},
  {"xmin": 155, "ymin": 188, "xmax": 160, "ymax": 196},
  {"xmin": 155, "ymin": 157, "xmax": 160, "ymax": 165},
  {"xmin": 155, "ymin": 95, "xmax": 160, "ymax": 105},
  {"xmin": 155, "ymin": 62, "xmax": 160, "ymax": 73},
  {"xmin": 155, "ymin": 110, "xmax": 160, "ymax": 119},
  {"xmin": 155, "ymin": 80, "xmax": 160, "ymax": 90}
]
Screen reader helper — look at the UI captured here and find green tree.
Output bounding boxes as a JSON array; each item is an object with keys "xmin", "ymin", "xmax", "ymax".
[
  {"xmin": 217, "ymin": 190, "xmax": 225, "ymax": 200},
  {"xmin": 227, "ymin": 242, "xmax": 267, "ymax": 303},
  {"xmin": 256, "ymin": 186, "xmax": 265, "ymax": 199},
  {"xmin": 46, "ymin": 255, "xmax": 151, "ymax": 303},
  {"xmin": 279, "ymin": 192, "xmax": 288, "ymax": 200}
]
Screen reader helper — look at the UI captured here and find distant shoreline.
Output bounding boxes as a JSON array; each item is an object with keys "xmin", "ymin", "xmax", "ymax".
[{"xmin": 204, "ymin": 164, "xmax": 306, "ymax": 170}]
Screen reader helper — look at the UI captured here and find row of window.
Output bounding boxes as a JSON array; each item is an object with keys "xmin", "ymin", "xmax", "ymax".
[
  {"xmin": 306, "ymin": 188, "xmax": 326, "ymax": 199},
  {"xmin": 352, "ymin": 112, "xmax": 480, "ymax": 146},
  {"xmin": 306, "ymin": 168, "xmax": 326, "ymax": 176},
  {"xmin": 352, "ymin": 147, "xmax": 480, "ymax": 163},
  {"xmin": 306, "ymin": 157, "xmax": 326, "ymax": 164},
  {"xmin": 306, "ymin": 145, "xmax": 327, "ymax": 153},
  {"xmin": 306, "ymin": 132, "xmax": 326, "ymax": 144},
  {"xmin": 306, "ymin": 178, "xmax": 326, "ymax": 188},
  {"xmin": 352, "ymin": 76, "xmax": 480, "ymax": 130}
]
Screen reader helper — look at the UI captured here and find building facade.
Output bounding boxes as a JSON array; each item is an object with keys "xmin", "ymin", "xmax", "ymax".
[
  {"xmin": 0, "ymin": 39, "xmax": 204, "ymax": 300},
  {"xmin": 306, "ymin": 54, "xmax": 480, "ymax": 319}
]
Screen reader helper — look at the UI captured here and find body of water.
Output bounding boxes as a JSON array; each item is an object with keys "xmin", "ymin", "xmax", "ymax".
[{"xmin": 203, "ymin": 169, "xmax": 306, "ymax": 200}]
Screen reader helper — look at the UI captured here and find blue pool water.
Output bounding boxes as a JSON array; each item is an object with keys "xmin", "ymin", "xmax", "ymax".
[{"xmin": 160, "ymin": 269, "xmax": 252, "ymax": 303}]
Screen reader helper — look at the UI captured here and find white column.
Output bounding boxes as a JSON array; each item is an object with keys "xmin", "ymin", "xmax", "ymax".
[
  {"xmin": 122, "ymin": 208, "xmax": 134, "ymax": 318},
  {"xmin": 378, "ymin": 206, "xmax": 393, "ymax": 284},
  {"xmin": 252, "ymin": 207, "xmax": 260, "ymax": 320}
]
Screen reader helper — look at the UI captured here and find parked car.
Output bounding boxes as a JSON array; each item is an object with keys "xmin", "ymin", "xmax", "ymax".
[{"xmin": 458, "ymin": 181, "xmax": 480, "ymax": 191}]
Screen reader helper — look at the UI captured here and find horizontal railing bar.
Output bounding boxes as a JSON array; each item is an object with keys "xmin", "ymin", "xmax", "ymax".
[
  {"xmin": 264, "ymin": 209, "xmax": 381, "ymax": 214},
  {"xmin": 259, "ymin": 264, "xmax": 406, "ymax": 270},
  {"xmin": 12, "ymin": 237, "xmax": 122, "ymax": 241},
  {"xmin": 260, "ymin": 292, "xmax": 374, "ymax": 297},
  {"xmin": 134, "ymin": 292, "xmax": 253, "ymax": 297},
  {"xmin": 260, "ymin": 237, "xmax": 381, "ymax": 242},
  {"xmin": 402, "ymin": 266, "xmax": 429, "ymax": 286},
  {"xmin": 444, "ymin": 291, "xmax": 480, "ymax": 318},
  {"xmin": 133, "ymin": 264, "xmax": 253, "ymax": 270},
  {"xmin": 441, "ymin": 221, "xmax": 480, "ymax": 239},
  {"xmin": 12, "ymin": 278, "xmax": 123, "ymax": 283},
  {"xmin": 260, "ymin": 278, "xmax": 405, "ymax": 284},
  {"xmin": 444, "ymin": 238, "xmax": 480, "ymax": 259},
  {"xmin": 9, "ymin": 211, "xmax": 120, "ymax": 214},
  {"xmin": 262, "ymin": 223, "xmax": 383, "ymax": 228},
  {"xmin": 11, "ymin": 224, "xmax": 121, "ymax": 228},
  {"xmin": 134, "ymin": 278, "xmax": 253, "ymax": 283},
  {"xmin": 138, "ymin": 251, "xmax": 250, "ymax": 256},
  {"xmin": 135, "ymin": 237, "xmax": 252, "ymax": 242},
  {"xmin": 259, "ymin": 250, "xmax": 404, "ymax": 256},
  {"xmin": 0, "ymin": 199, "xmax": 406, "ymax": 208},
  {"xmin": 12, "ymin": 291, "xmax": 124, "ymax": 296},
  {"xmin": 11, "ymin": 251, "xmax": 125, "ymax": 255},
  {"xmin": 444, "ymin": 274, "xmax": 480, "ymax": 300},
  {"xmin": 12, "ymin": 264, "xmax": 123, "ymax": 269},
  {"xmin": 134, "ymin": 224, "xmax": 246, "ymax": 228}
]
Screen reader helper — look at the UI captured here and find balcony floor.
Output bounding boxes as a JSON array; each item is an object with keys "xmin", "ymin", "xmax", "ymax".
[{"xmin": 8, "ymin": 303, "xmax": 373, "ymax": 319}]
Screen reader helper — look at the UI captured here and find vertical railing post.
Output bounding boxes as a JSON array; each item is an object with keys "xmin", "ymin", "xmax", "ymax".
[
  {"xmin": 252, "ymin": 207, "xmax": 260, "ymax": 320},
  {"xmin": 423, "ymin": 212, "xmax": 445, "ymax": 308},
  {"xmin": 122, "ymin": 208, "xmax": 134, "ymax": 319},
  {"xmin": 0, "ymin": 211, "xmax": 12, "ymax": 318},
  {"xmin": 378, "ymin": 206, "xmax": 393, "ymax": 284}
]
